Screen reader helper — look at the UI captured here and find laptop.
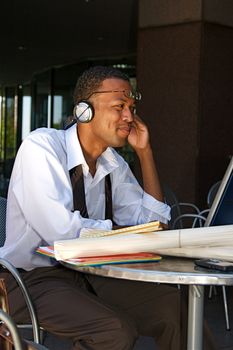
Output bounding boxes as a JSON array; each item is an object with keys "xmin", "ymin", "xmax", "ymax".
[{"xmin": 205, "ymin": 157, "xmax": 233, "ymax": 227}]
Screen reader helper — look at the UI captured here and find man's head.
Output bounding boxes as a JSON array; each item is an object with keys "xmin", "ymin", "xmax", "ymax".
[
  {"xmin": 73, "ymin": 66, "xmax": 130, "ymax": 104},
  {"xmin": 74, "ymin": 66, "xmax": 141, "ymax": 150}
]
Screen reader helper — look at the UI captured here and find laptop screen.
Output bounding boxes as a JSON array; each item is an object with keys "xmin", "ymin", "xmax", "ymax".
[{"xmin": 205, "ymin": 157, "xmax": 233, "ymax": 227}]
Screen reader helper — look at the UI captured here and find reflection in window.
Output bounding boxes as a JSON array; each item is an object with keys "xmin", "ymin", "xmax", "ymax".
[
  {"xmin": 53, "ymin": 95, "xmax": 63, "ymax": 129},
  {"xmin": 0, "ymin": 94, "xmax": 4, "ymax": 163},
  {"xmin": 31, "ymin": 70, "xmax": 50, "ymax": 130},
  {"xmin": 52, "ymin": 63, "xmax": 88, "ymax": 129},
  {"xmin": 48, "ymin": 95, "xmax": 51, "ymax": 128},
  {"xmin": 5, "ymin": 88, "xmax": 17, "ymax": 178},
  {"xmin": 22, "ymin": 96, "xmax": 31, "ymax": 139}
]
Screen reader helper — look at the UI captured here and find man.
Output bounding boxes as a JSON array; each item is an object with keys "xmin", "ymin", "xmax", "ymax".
[{"xmin": 0, "ymin": 66, "xmax": 216, "ymax": 349}]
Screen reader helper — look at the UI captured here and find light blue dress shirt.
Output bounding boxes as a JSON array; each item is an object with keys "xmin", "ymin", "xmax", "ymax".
[{"xmin": 0, "ymin": 124, "xmax": 170, "ymax": 270}]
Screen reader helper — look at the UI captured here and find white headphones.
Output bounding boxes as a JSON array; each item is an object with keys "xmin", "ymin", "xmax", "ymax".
[{"xmin": 73, "ymin": 101, "xmax": 94, "ymax": 123}]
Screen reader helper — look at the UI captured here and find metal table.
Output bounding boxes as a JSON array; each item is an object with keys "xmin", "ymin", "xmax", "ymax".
[{"xmin": 62, "ymin": 257, "xmax": 233, "ymax": 350}]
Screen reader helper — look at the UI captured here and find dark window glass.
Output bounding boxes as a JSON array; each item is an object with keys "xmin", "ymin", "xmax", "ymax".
[
  {"xmin": 5, "ymin": 87, "xmax": 17, "ymax": 178},
  {"xmin": 31, "ymin": 70, "xmax": 51, "ymax": 130},
  {"xmin": 52, "ymin": 63, "xmax": 89, "ymax": 129}
]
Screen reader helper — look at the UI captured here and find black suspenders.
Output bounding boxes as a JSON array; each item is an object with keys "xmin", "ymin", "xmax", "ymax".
[{"xmin": 69, "ymin": 165, "xmax": 113, "ymax": 220}]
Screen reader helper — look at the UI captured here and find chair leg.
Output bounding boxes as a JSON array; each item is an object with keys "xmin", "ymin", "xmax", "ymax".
[
  {"xmin": 208, "ymin": 285, "xmax": 217, "ymax": 298},
  {"xmin": 39, "ymin": 328, "xmax": 46, "ymax": 344},
  {"xmin": 222, "ymin": 286, "xmax": 230, "ymax": 331},
  {"xmin": 208, "ymin": 286, "xmax": 212, "ymax": 298}
]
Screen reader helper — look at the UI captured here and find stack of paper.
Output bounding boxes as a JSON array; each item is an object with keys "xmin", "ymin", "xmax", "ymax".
[
  {"xmin": 52, "ymin": 224, "xmax": 233, "ymax": 262},
  {"xmin": 36, "ymin": 246, "xmax": 162, "ymax": 266}
]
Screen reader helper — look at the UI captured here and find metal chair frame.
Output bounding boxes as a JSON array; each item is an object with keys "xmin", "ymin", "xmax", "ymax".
[
  {"xmin": 0, "ymin": 309, "xmax": 49, "ymax": 350},
  {"xmin": 0, "ymin": 259, "xmax": 41, "ymax": 343},
  {"xmin": 0, "ymin": 196, "xmax": 44, "ymax": 342},
  {"xmin": 0, "ymin": 197, "xmax": 7, "ymax": 246}
]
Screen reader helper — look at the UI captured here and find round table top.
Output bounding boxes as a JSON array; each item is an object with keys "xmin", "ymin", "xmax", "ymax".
[{"xmin": 62, "ymin": 256, "xmax": 233, "ymax": 286}]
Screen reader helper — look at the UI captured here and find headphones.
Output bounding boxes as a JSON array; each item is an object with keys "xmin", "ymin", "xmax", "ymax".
[
  {"xmin": 73, "ymin": 101, "xmax": 94, "ymax": 123},
  {"xmin": 65, "ymin": 101, "xmax": 94, "ymax": 130}
]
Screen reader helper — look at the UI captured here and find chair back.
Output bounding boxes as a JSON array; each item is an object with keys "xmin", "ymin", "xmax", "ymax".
[
  {"xmin": 207, "ymin": 181, "xmax": 221, "ymax": 208},
  {"xmin": 0, "ymin": 197, "xmax": 7, "ymax": 247},
  {"xmin": 163, "ymin": 185, "xmax": 182, "ymax": 228}
]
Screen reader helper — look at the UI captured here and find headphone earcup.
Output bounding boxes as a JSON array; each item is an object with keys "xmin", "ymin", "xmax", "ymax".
[{"xmin": 73, "ymin": 101, "xmax": 94, "ymax": 123}]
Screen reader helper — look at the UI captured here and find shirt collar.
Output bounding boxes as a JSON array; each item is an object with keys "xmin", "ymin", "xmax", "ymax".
[
  {"xmin": 97, "ymin": 148, "xmax": 119, "ymax": 175},
  {"xmin": 65, "ymin": 123, "xmax": 120, "ymax": 177},
  {"xmin": 65, "ymin": 124, "xmax": 85, "ymax": 171}
]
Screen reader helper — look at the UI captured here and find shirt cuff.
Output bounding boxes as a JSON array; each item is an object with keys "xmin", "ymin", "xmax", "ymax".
[{"xmin": 142, "ymin": 191, "xmax": 171, "ymax": 223}]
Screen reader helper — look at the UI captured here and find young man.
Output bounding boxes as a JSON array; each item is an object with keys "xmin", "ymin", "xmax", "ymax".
[{"xmin": 0, "ymin": 66, "xmax": 216, "ymax": 349}]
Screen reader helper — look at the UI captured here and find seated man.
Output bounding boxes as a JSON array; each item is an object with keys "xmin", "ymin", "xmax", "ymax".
[{"xmin": 0, "ymin": 66, "xmax": 216, "ymax": 350}]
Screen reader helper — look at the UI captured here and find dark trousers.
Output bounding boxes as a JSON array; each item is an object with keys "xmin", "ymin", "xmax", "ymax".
[{"xmin": 1, "ymin": 265, "xmax": 217, "ymax": 350}]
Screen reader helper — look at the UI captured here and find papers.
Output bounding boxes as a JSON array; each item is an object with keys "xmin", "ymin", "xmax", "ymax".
[
  {"xmin": 37, "ymin": 221, "xmax": 163, "ymax": 266},
  {"xmin": 54, "ymin": 230, "xmax": 179, "ymax": 260},
  {"xmin": 53, "ymin": 224, "xmax": 233, "ymax": 261},
  {"xmin": 37, "ymin": 246, "xmax": 55, "ymax": 258},
  {"xmin": 36, "ymin": 246, "xmax": 162, "ymax": 266},
  {"xmin": 156, "ymin": 247, "xmax": 233, "ymax": 262},
  {"xmin": 37, "ymin": 223, "xmax": 233, "ymax": 265}
]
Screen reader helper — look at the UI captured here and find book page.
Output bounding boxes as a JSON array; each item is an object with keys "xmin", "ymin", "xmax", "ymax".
[{"xmin": 80, "ymin": 221, "xmax": 163, "ymax": 238}]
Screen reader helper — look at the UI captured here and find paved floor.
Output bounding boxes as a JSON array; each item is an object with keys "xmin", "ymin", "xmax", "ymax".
[
  {"xmin": 205, "ymin": 285, "xmax": 233, "ymax": 350},
  {"xmin": 38, "ymin": 286, "xmax": 233, "ymax": 349}
]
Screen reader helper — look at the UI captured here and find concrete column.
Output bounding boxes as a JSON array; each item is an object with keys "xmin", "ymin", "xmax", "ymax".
[{"xmin": 136, "ymin": 0, "xmax": 233, "ymax": 207}]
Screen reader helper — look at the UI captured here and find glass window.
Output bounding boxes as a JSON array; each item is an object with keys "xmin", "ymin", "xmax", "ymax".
[
  {"xmin": 22, "ymin": 85, "xmax": 32, "ymax": 139},
  {"xmin": 31, "ymin": 70, "xmax": 51, "ymax": 130},
  {"xmin": 4, "ymin": 87, "xmax": 17, "ymax": 178},
  {"xmin": 52, "ymin": 62, "xmax": 88, "ymax": 129},
  {"xmin": 0, "ymin": 92, "xmax": 4, "ymax": 163}
]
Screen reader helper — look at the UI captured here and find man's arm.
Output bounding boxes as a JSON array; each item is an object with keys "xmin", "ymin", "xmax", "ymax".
[{"xmin": 127, "ymin": 115, "xmax": 164, "ymax": 202}]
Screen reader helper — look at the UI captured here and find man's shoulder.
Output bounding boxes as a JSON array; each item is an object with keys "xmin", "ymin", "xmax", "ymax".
[
  {"xmin": 28, "ymin": 127, "xmax": 63, "ymax": 138},
  {"xmin": 26, "ymin": 127, "xmax": 64, "ymax": 144},
  {"xmin": 22, "ymin": 127, "xmax": 66, "ymax": 154}
]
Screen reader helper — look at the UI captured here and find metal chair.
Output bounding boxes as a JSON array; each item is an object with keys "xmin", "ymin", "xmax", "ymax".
[
  {"xmin": 0, "ymin": 309, "xmax": 48, "ymax": 350},
  {"xmin": 207, "ymin": 180, "xmax": 221, "ymax": 208},
  {"xmin": 0, "ymin": 259, "xmax": 41, "ymax": 343},
  {"xmin": 0, "ymin": 196, "xmax": 45, "ymax": 343},
  {"xmin": 0, "ymin": 197, "xmax": 7, "ymax": 246},
  {"xmin": 171, "ymin": 209, "xmax": 209, "ymax": 229},
  {"xmin": 163, "ymin": 185, "xmax": 201, "ymax": 229}
]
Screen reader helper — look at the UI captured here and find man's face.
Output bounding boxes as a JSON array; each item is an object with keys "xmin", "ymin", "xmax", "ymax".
[{"xmin": 88, "ymin": 78, "xmax": 136, "ymax": 148}]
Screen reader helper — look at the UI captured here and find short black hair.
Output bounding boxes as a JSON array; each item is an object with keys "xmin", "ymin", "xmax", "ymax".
[{"xmin": 73, "ymin": 65, "xmax": 130, "ymax": 104}]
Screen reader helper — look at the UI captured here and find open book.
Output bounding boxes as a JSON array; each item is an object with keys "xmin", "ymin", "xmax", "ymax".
[{"xmin": 80, "ymin": 221, "xmax": 163, "ymax": 238}]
